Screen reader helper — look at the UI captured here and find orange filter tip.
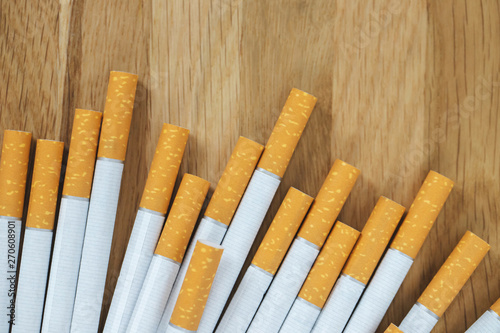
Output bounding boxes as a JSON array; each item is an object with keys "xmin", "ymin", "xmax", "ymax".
[
  {"xmin": 343, "ymin": 196, "xmax": 405, "ymax": 284},
  {"xmin": 418, "ymin": 231, "xmax": 490, "ymax": 317},
  {"xmin": 205, "ymin": 136, "xmax": 264, "ymax": 225},
  {"xmin": 170, "ymin": 239, "xmax": 223, "ymax": 331},
  {"xmin": 97, "ymin": 71, "xmax": 138, "ymax": 161},
  {"xmin": 0, "ymin": 130, "xmax": 32, "ymax": 218},
  {"xmin": 298, "ymin": 221, "xmax": 360, "ymax": 308},
  {"xmin": 257, "ymin": 88, "xmax": 317, "ymax": 178},
  {"xmin": 26, "ymin": 140, "xmax": 64, "ymax": 229},
  {"xmin": 154, "ymin": 174, "xmax": 210, "ymax": 262},
  {"xmin": 391, "ymin": 170, "xmax": 454, "ymax": 259},
  {"xmin": 139, "ymin": 124, "xmax": 189, "ymax": 214},
  {"xmin": 298, "ymin": 159, "xmax": 360, "ymax": 247},
  {"xmin": 252, "ymin": 187, "xmax": 314, "ymax": 274},
  {"xmin": 62, "ymin": 109, "xmax": 102, "ymax": 198},
  {"xmin": 385, "ymin": 324, "xmax": 404, "ymax": 333},
  {"xmin": 491, "ymin": 298, "xmax": 500, "ymax": 316}
]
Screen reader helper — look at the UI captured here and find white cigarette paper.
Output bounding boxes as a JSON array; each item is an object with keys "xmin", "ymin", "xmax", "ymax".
[
  {"xmin": 280, "ymin": 297, "xmax": 321, "ymax": 333},
  {"xmin": 247, "ymin": 237, "xmax": 319, "ymax": 333},
  {"xmin": 398, "ymin": 303, "xmax": 439, "ymax": 333},
  {"xmin": 466, "ymin": 309, "xmax": 500, "ymax": 333},
  {"xmin": 12, "ymin": 229, "xmax": 53, "ymax": 332}
]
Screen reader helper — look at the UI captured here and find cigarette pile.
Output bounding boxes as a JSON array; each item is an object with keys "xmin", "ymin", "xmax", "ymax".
[{"xmin": 0, "ymin": 71, "xmax": 496, "ymax": 333}]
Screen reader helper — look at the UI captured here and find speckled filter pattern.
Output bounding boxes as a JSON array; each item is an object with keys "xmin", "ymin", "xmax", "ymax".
[
  {"xmin": 139, "ymin": 123, "xmax": 189, "ymax": 214},
  {"xmin": 257, "ymin": 88, "xmax": 316, "ymax": 178},
  {"xmin": 299, "ymin": 221, "xmax": 360, "ymax": 308},
  {"xmin": 170, "ymin": 240, "xmax": 223, "ymax": 331},
  {"xmin": 385, "ymin": 324, "xmax": 404, "ymax": 333},
  {"xmin": 205, "ymin": 136, "xmax": 264, "ymax": 225},
  {"xmin": 62, "ymin": 109, "xmax": 102, "ymax": 198},
  {"xmin": 252, "ymin": 187, "xmax": 313, "ymax": 274},
  {"xmin": 417, "ymin": 231, "xmax": 490, "ymax": 317},
  {"xmin": 391, "ymin": 170, "xmax": 454, "ymax": 259},
  {"xmin": 26, "ymin": 140, "xmax": 64, "ymax": 229},
  {"xmin": 97, "ymin": 71, "xmax": 138, "ymax": 161},
  {"xmin": 0, "ymin": 130, "xmax": 32, "ymax": 218},
  {"xmin": 155, "ymin": 174, "xmax": 210, "ymax": 262},
  {"xmin": 298, "ymin": 159, "xmax": 360, "ymax": 247},
  {"xmin": 343, "ymin": 197, "xmax": 405, "ymax": 284}
]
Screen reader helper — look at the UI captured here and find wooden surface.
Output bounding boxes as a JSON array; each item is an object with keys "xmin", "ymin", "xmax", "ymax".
[{"xmin": 1, "ymin": 0, "xmax": 499, "ymax": 332}]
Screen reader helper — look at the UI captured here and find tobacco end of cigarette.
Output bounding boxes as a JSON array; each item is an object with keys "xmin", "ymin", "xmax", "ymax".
[
  {"xmin": 385, "ymin": 324, "xmax": 404, "ymax": 333},
  {"xmin": 155, "ymin": 174, "xmax": 210, "ymax": 262},
  {"xmin": 252, "ymin": 187, "xmax": 313, "ymax": 274},
  {"xmin": 491, "ymin": 298, "xmax": 500, "ymax": 316},
  {"xmin": 343, "ymin": 196, "xmax": 405, "ymax": 284},
  {"xmin": 0, "ymin": 130, "xmax": 32, "ymax": 218},
  {"xmin": 204, "ymin": 136, "xmax": 264, "ymax": 225},
  {"xmin": 257, "ymin": 88, "xmax": 317, "ymax": 178},
  {"xmin": 418, "ymin": 231, "xmax": 490, "ymax": 317},
  {"xmin": 62, "ymin": 109, "xmax": 102, "ymax": 198},
  {"xmin": 97, "ymin": 71, "xmax": 138, "ymax": 161},
  {"xmin": 26, "ymin": 140, "xmax": 64, "ymax": 229},
  {"xmin": 298, "ymin": 159, "xmax": 360, "ymax": 247},
  {"xmin": 170, "ymin": 240, "xmax": 223, "ymax": 331},
  {"xmin": 298, "ymin": 221, "xmax": 359, "ymax": 308},
  {"xmin": 140, "ymin": 123, "xmax": 189, "ymax": 214},
  {"xmin": 391, "ymin": 170, "xmax": 454, "ymax": 258}
]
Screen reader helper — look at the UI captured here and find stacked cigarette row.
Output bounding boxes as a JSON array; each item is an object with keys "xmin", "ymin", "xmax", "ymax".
[
  {"xmin": 247, "ymin": 160, "xmax": 360, "ymax": 333},
  {"xmin": 197, "ymin": 88, "xmax": 318, "ymax": 332}
]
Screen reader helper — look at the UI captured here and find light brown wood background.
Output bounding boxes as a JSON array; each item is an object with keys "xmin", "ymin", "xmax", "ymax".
[{"xmin": 1, "ymin": 0, "xmax": 499, "ymax": 332}]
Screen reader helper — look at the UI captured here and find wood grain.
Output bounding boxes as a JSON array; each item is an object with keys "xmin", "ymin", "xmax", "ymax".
[{"xmin": 0, "ymin": 0, "xmax": 499, "ymax": 332}]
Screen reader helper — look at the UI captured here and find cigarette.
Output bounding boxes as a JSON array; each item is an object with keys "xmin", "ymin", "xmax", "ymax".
[
  {"xmin": 399, "ymin": 231, "xmax": 490, "ymax": 333},
  {"xmin": 164, "ymin": 240, "xmax": 224, "ymax": 333},
  {"xmin": 0, "ymin": 129, "xmax": 31, "ymax": 332},
  {"xmin": 248, "ymin": 159, "xmax": 359, "ymax": 333},
  {"xmin": 126, "ymin": 174, "xmax": 210, "ymax": 333},
  {"xmin": 158, "ymin": 136, "xmax": 263, "ymax": 332},
  {"xmin": 42, "ymin": 109, "xmax": 102, "ymax": 333},
  {"xmin": 465, "ymin": 298, "xmax": 500, "ymax": 332},
  {"xmin": 385, "ymin": 324, "xmax": 404, "ymax": 333},
  {"xmin": 71, "ymin": 71, "xmax": 138, "ymax": 332},
  {"xmin": 13, "ymin": 139, "xmax": 64, "ymax": 332},
  {"xmin": 216, "ymin": 188, "xmax": 313, "ymax": 332},
  {"xmin": 197, "ymin": 88, "xmax": 316, "ymax": 333},
  {"xmin": 344, "ymin": 171, "xmax": 453, "ymax": 333},
  {"xmin": 104, "ymin": 124, "xmax": 189, "ymax": 333},
  {"xmin": 280, "ymin": 222, "xmax": 359, "ymax": 333},
  {"xmin": 312, "ymin": 197, "xmax": 405, "ymax": 333}
]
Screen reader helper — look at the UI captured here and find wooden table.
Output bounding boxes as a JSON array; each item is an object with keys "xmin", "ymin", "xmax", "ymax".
[{"xmin": 1, "ymin": 1, "xmax": 499, "ymax": 332}]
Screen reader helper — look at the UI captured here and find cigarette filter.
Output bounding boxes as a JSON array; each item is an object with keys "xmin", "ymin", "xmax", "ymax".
[
  {"xmin": 158, "ymin": 137, "xmax": 263, "ymax": 331},
  {"xmin": 197, "ymin": 88, "xmax": 316, "ymax": 333},
  {"xmin": 13, "ymin": 139, "xmax": 64, "ymax": 332},
  {"xmin": 399, "ymin": 231, "xmax": 490, "ymax": 333},
  {"xmin": 126, "ymin": 174, "xmax": 210, "ymax": 333},
  {"xmin": 42, "ymin": 109, "xmax": 102, "ymax": 333},
  {"xmin": 164, "ymin": 240, "xmax": 224, "ymax": 333},
  {"xmin": 71, "ymin": 71, "xmax": 138, "ymax": 333},
  {"xmin": 0, "ymin": 130, "xmax": 31, "ymax": 331},
  {"xmin": 216, "ymin": 188, "xmax": 313, "ymax": 333},
  {"xmin": 104, "ymin": 124, "xmax": 188, "ymax": 333},
  {"xmin": 280, "ymin": 222, "xmax": 359, "ymax": 333},
  {"xmin": 312, "ymin": 197, "xmax": 405, "ymax": 333},
  {"xmin": 465, "ymin": 298, "xmax": 500, "ymax": 333},
  {"xmin": 385, "ymin": 324, "xmax": 404, "ymax": 333},
  {"xmin": 248, "ymin": 160, "xmax": 360, "ymax": 333},
  {"xmin": 344, "ymin": 171, "xmax": 454, "ymax": 333}
]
